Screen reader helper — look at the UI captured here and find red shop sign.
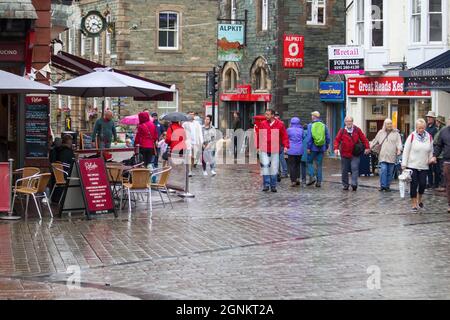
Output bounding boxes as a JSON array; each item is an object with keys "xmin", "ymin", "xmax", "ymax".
[
  {"xmin": 347, "ymin": 77, "xmax": 431, "ymax": 97},
  {"xmin": 0, "ymin": 163, "xmax": 11, "ymax": 212},
  {"xmin": 220, "ymin": 84, "xmax": 272, "ymax": 102},
  {"xmin": 283, "ymin": 35, "xmax": 304, "ymax": 69},
  {"xmin": 0, "ymin": 43, "xmax": 25, "ymax": 62},
  {"xmin": 78, "ymin": 158, "xmax": 115, "ymax": 215}
]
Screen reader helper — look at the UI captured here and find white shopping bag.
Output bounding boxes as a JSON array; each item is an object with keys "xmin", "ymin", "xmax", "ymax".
[{"xmin": 398, "ymin": 169, "xmax": 412, "ymax": 199}]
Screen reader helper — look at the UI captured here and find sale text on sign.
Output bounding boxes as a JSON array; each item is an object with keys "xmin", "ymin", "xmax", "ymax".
[
  {"xmin": 328, "ymin": 45, "xmax": 364, "ymax": 75},
  {"xmin": 283, "ymin": 35, "xmax": 304, "ymax": 69}
]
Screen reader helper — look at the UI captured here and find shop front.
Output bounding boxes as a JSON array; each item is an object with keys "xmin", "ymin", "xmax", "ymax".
[
  {"xmin": 0, "ymin": 26, "xmax": 34, "ymax": 167},
  {"xmin": 347, "ymin": 76, "xmax": 431, "ymax": 141},
  {"xmin": 220, "ymin": 84, "xmax": 272, "ymax": 131},
  {"xmin": 320, "ymin": 81, "xmax": 346, "ymax": 152}
]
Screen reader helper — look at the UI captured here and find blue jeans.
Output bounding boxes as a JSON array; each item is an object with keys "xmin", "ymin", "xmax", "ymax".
[
  {"xmin": 379, "ymin": 162, "xmax": 395, "ymax": 189},
  {"xmin": 279, "ymin": 149, "xmax": 288, "ymax": 176},
  {"xmin": 260, "ymin": 152, "xmax": 279, "ymax": 188},
  {"xmin": 308, "ymin": 151, "xmax": 324, "ymax": 182},
  {"xmin": 301, "ymin": 161, "xmax": 307, "ymax": 182}
]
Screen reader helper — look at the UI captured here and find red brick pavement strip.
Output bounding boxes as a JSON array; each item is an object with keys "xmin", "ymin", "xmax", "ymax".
[{"xmin": 0, "ymin": 277, "xmax": 138, "ymax": 300}]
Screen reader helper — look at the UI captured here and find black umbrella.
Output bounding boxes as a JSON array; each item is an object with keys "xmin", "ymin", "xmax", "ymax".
[{"xmin": 161, "ymin": 112, "xmax": 189, "ymax": 122}]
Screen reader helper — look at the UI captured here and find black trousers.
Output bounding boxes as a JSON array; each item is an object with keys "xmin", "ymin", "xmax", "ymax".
[
  {"xmin": 410, "ymin": 168, "xmax": 428, "ymax": 198},
  {"xmin": 288, "ymin": 155, "xmax": 302, "ymax": 183},
  {"xmin": 140, "ymin": 148, "xmax": 155, "ymax": 167}
]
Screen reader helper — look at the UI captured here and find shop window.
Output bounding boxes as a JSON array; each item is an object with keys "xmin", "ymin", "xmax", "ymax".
[
  {"xmin": 67, "ymin": 28, "xmax": 74, "ymax": 54},
  {"xmin": 255, "ymin": 68, "xmax": 267, "ymax": 90},
  {"xmin": 158, "ymin": 11, "xmax": 180, "ymax": 50},
  {"xmin": 251, "ymin": 57, "xmax": 270, "ymax": 91},
  {"xmin": 307, "ymin": 0, "xmax": 326, "ymax": 25},
  {"xmin": 296, "ymin": 77, "xmax": 319, "ymax": 92}
]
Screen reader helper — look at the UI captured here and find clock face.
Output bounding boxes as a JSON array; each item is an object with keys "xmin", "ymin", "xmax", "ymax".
[{"xmin": 82, "ymin": 11, "xmax": 105, "ymax": 36}]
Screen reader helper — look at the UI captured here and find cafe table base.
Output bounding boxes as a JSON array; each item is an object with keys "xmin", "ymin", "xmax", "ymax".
[{"xmin": 0, "ymin": 214, "xmax": 22, "ymax": 220}]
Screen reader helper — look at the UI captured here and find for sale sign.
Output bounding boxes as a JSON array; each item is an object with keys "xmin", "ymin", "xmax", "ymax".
[
  {"xmin": 328, "ymin": 45, "xmax": 364, "ymax": 75},
  {"xmin": 283, "ymin": 35, "xmax": 304, "ymax": 69}
]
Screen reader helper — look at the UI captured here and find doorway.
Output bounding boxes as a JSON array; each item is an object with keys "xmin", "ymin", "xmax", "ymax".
[{"xmin": 0, "ymin": 94, "xmax": 18, "ymax": 163}]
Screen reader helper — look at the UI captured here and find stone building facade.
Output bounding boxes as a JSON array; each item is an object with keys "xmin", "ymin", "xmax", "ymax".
[
  {"xmin": 52, "ymin": 0, "xmax": 218, "ymax": 134},
  {"xmin": 218, "ymin": 0, "xmax": 346, "ymax": 133}
]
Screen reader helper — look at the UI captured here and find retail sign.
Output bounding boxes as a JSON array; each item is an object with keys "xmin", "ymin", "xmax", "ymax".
[
  {"xmin": 328, "ymin": 45, "xmax": 364, "ymax": 75},
  {"xmin": 0, "ymin": 163, "xmax": 11, "ymax": 212},
  {"xmin": 220, "ymin": 84, "xmax": 272, "ymax": 102},
  {"xmin": 320, "ymin": 82, "xmax": 345, "ymax": 102},
  {"xmin": 283, "ymin": 35, "xmax": 304, "ymax": 68},
  {"xmin": 0, "ymin": 43, "xmax": 24, "ymax": 62},
  {"xmin": 218, "ymin": 24, "xmax": 244, "ymax": 62},
  {"xmin": 347, "ymin": 77, "xmax": 431, "ymax": 97}
]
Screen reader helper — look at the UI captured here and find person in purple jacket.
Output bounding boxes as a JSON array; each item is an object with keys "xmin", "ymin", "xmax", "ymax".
[{"xmin": 287, "ymin": 117, "xmax": 304, "ymax": 187}]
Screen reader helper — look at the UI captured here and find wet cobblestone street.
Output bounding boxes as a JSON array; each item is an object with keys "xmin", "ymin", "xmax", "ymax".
[{"xmin": 1, "ymin": 159, "xmax": 450, "ymax": 299}]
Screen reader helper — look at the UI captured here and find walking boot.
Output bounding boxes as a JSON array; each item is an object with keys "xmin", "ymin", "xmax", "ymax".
[{"xmin": 307, "ymin": 176, "xmax": 316, "ymax": 186}]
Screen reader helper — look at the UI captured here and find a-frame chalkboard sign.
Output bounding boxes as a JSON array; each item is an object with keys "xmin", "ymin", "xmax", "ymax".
[{"xmin": 60, "ymin": 157, "xmax": 117, "ymax": 219}]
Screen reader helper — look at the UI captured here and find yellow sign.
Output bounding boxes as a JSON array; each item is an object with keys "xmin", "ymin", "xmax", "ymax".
[{"xmin": 392, "ymin": 111, "xmax": 398, "ymax": 129}]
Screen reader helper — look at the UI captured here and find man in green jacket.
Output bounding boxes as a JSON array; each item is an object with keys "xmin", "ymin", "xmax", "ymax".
[{"xmin": 92, "ymin": 110, "xmax": 117, "ymax": 148}]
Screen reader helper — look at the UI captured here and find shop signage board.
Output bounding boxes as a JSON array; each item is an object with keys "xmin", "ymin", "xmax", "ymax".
[
  {"xmin": 60, "ymin": 158, "xmax": 116, "ymax": 219},
  {"xmin": 283, "ymin": 35, "xmax": 304, "ymax": 68},
  {"xmin": 81, "ymin": 133, "xmax": 94, "ymax": 149},
  {"xmin": 220, "ymin": 84, "xmax": 272, "ymax": 102},
  {"xmin": 204, "ymin": 101, "xmax": 219, "ymax": 126},
  {"xmin": 319, "ymin": 82, "xmax": 345, "ymax": 102},
  {"xmin": 347, "ymin": 77, "xmax": 431, "ymax": 97},
  {"xmin": 25, "ymin": 96, "xmax": 49, "ymax": 158},
  {"xmin": 0, "ymin": 43, "xmax": 25, "ymax": 62},
  {"xmin": 328, "ymin": 45, "xmax": 364, "ymax": 75},
  {"xmin": 0, "ymin": 163, "xmax": 10, "ymax": 212},
  {"xmin": 218, "ymin": 24, "xmax": 244, "ymax": 62}
]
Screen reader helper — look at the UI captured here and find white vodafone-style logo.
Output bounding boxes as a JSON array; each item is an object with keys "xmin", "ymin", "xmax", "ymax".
[{"xmin": 288, "ymin": 42, "xmax": 299, "ymax": 57}]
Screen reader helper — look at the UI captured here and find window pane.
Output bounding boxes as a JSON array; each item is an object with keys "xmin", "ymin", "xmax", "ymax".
[
  {"xmin": 412, "ymin": 15, "xmax": 421, "ymax": 42},
  {"xmin": 429, "ymin": 13, "xmax": 442, "ymax": 41},
  {"xmin": 159, "ymin": 31, "xmax": 167, "ymax": 47},
  {"xmin": 168, "ymin": 14, "xmax": 177, "ymax": 29},
  {"xmin": 296, "ymin": 77, "xmax": 318, "ymax": 92},
  {"xmin": 159, "ymin": 13, "xmax": 168, "ymax": 29},
  {"xmin": 357, "ymin": 23, "xmax": 364, "ymax": 44},
  {"xmin": 168, "ymin": 31, "xmax": 175, "ymax": 47},
  {"xmin": 372, "ymin": 0, "xmax": 383, "ymax": 20},
  {"xmin": 318, "ymin": 7, "xmax": 324, "ymax": 24},
  {"xmin": 306, "ymin": 1, "xmax": 312, "ymax": 22},
  {"xmin": 412, "ymin": 0, "xmax": 421, "ymax": 14},
  {"xmin": 429, "ymin": 0, "xmax": 441, "ymax": 12},
  {"xmin": 357, "ymin": 0, "xmax": 364, "ymax": 20},
  {"xmin": 372, "ymin": 21, "xmax": 383, "ymax": 46}
]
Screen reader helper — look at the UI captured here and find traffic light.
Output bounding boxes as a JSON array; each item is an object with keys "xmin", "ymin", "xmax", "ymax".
[{"xmin": 207, "ymin": 68, "xmax": 218, "ymax": 97}]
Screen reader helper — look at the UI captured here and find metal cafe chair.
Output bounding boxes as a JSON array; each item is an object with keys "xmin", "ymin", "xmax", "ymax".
[
  {"xmin": 12, "ymin": 173, "xmax": 53, "ymax": 220},
  {"xmin": 120, "ymin": 168, "xmax": 152, "ymax": 216},
  {"xmin": 106, "ymin": 164, "xmax": 125, "ymax": 201},
  {"xmin": 12, "ymin": 167, "xmax": 40, "ymax": 210},
  {"xmin": 151, "ymin": 166, "xmax": 173, "ymax": 209},
  {"xmin": 50, "ymin": 162, "xmax": 71, "ymax": 206}
]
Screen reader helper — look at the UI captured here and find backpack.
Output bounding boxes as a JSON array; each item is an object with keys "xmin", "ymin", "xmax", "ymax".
[{"xmin": 311, "ymin": 122, "xmax": 326, "ymax": 147}]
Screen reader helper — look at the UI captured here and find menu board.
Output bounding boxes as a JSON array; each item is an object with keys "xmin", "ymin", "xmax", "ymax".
[
  {"xmin": 78, "ymin": 158, "xmax": 115, "ymax": 215},
  {"xmin": 25, "ymin": 97, "xmax": 49, "ymax": 158},
  {"xmin": 81, "ymin": 133, "xmax": 94, "ymax": 149}
]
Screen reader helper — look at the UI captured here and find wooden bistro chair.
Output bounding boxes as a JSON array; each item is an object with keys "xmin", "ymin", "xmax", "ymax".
[
  {"xmin": 50, "ymin": 162, "xmax": 71, "ymax": 206},
  {"xmin": 120, "ymin": 168, "xmax": 152, "ymax": 216},
  {"xmin": 151, "ymin": 166, "xmax": 173, "ymax": 209},
  {"xmin": 12, "ymin": 173, "xmax": 53, "ymax": 220},
  {"xmin": 13, "ymin": 167, "xmax": 40, "ymax": 210}
]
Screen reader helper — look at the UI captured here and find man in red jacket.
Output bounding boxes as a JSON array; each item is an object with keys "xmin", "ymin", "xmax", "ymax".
[
  {"xmin": 334, "ymin": 116, "xmax": 370, "ymax": 191},
  {"xmin": 256, "ymin": 109, "xmax": 290, "ymax": 192}
]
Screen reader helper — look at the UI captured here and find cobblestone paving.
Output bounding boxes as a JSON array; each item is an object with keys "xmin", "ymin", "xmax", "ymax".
[{"xmin": 1, "ymin": 159, "xmax": 450, "ymax": 299}]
